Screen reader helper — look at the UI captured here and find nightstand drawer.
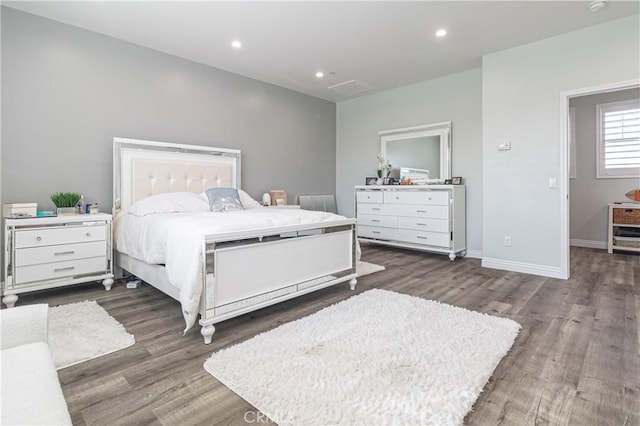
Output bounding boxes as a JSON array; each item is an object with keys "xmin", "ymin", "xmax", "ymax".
[
  {"xmin": 15, "ymin": 257, "xmax": 107, "ymax": 284},
  {"xmin": 15, "ymin": 224, "xmax": 106, "ymax": 248},
  {"xmin": 14, "ymin": 241, "xmax": 107, "ymax": 267}
]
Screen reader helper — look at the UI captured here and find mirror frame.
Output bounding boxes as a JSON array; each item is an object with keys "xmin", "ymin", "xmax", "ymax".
[{"xmin": 380, "ymin": 121, "xmax": 452, "ymax": 181}]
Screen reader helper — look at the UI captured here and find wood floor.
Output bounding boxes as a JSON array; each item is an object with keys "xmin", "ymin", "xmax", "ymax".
[{"xmin": 13, "ymin": 246, "xmax": 640, "ymax": 425}]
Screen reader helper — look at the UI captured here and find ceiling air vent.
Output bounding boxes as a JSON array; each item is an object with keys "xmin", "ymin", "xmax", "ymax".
[{"xmin": 328, "ymin": 80, "xmax": 374, "ymax": 96}]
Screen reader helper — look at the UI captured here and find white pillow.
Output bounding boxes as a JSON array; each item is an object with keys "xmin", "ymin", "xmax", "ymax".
[
  {"xmin": 128, "ymin": 192, "xmax": 209, "ymax": 217},
  {"xmin": 238, "ymin": 189, "xmax": 263, "ymax": 209}
]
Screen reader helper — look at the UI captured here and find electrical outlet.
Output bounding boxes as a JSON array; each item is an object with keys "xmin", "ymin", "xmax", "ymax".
[{"xmin": 504, "ymin": 236, "xmax": 512, "ymax": 247}]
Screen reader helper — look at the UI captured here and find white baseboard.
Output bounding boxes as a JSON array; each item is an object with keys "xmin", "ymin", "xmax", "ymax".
[
  {"xmin": 570, "ymin": 239, "xmax": 607, "ymax": 250},
  {"xmin": 465, "ymin": 249, "xmax": 483, "ymax": 259},
  {"xmin": 482, "ymin": 257, "xmax": 566, "ymax": 279}
]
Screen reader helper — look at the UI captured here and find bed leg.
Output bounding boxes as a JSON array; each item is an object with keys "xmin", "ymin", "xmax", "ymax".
[
  {"xmin": 102, "ymin": 278, "xmax": 114, "ymax": 291},
  {"xmin": 201, "ymin": 324, "xmax": 216, "ymax": 344},
  {"xmin": 3, "ymin": 294, "xmax": 18, "ymax": 308},
  {"xmin": 349, "ymin": 278, "xmax": 357, "ymax": 291}
]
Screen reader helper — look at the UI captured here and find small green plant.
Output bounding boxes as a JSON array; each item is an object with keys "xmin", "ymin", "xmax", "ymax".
[{"xmin": 50, "ymin": 192, "xmax": 81, "ymax": 208}]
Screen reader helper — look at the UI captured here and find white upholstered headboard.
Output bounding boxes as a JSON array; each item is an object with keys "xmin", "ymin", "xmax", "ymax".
[{"xmin": 113, "ymin": 138, "xmax": 241, "ymax": 213}]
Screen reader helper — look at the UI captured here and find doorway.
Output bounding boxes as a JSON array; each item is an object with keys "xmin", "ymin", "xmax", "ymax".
[{"xmin": 560, "ymin": 79, "xmax": 640, "ymax": 279}]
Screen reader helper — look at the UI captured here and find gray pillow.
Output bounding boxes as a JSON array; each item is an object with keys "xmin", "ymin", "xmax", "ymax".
[{"xmin": 204, "ymin": 188, "xmax": 244, "ymax": 212}]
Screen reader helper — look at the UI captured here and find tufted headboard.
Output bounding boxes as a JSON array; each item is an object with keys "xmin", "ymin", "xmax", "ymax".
[{"xmin": 113, "ymin": 138, "xmax": 241, "ymax": 214}]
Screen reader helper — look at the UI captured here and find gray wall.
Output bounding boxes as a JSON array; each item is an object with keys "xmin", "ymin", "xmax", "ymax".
[
  {"xmin": 336, "ymin": 68, "xmax": 483, "ymax": 257},
  {"xmin": 482, "ymin": 15, "xmax": 639, "ymax": 277},
  {"xmin": 1, "ymin": 7, "xmax": 336, "ymax": 212},
  {"xmin": 569, "ymin": 88, "xmax": 640, "ymax": 245}
]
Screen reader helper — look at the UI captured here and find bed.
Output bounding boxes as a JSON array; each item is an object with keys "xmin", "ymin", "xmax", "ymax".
[{"xmin": 113, "ymin": 138, "xmax": 358, "ymax": 344}]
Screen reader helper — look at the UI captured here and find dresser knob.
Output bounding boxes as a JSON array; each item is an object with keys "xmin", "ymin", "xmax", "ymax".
[
  {"xmin": 36, "ymin": 236, "xmax": 42, "ymax": 242},
  {"xmin": 86, "ymin": 232, "xmax": 91, "ymax": 237}
]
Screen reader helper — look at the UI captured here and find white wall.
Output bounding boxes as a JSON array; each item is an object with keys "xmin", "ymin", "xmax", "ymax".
[
  {"xmin": 336, "ymin": 68, "xmax": 483, "ymax": 256},
  {"xmin": 482, "ymin": 15, "xmax": 639, "ymax": 276},
  {"xmin": 570, "ymin": 88, "xmax": 640, "ymax": 247}
]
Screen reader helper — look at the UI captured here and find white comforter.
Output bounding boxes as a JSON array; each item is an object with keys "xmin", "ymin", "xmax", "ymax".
[{"xmin": 115, "ymin": 209, "xmax": 353, "ymax": 331}]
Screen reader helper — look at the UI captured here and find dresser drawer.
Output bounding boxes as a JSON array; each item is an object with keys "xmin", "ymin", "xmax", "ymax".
[
  {"xmin": 14, "ymin": 241, "xmax": 107, "ymax": 267},
  {"xmin": 397, "ymin": 217, "xmax": 449, "ymax": 233},
  {"xmin": 15, "ymin": 224, "xmax": 106, "ymax": 248},
  {"xmin": 396, "ymin": 229, "xmax": 450, "ymax": 248},
  {"xmin": 356, "ymin": 191, "xmax": 384, "ymax": 204},
  {"xmin": 357, "ymin": 214, "xmax": 397, "ymax": 228},
  {"xmin": 383, "ymin": 191, "xmax": 449, "ymax": 206},
  {"xmin": 357, "ymin": 203, "xmax": 393, "ymax": 215},
  {"xmin": 358, "ymin": 225, "xmax": 397, "ymax": 240},
  {"xmin": 395, "ymin": 204, "xmax": 449, "ymax": 219},
  {"xmin": 14, "ymin": 256, "xmax": 107, "ymax": 284}
]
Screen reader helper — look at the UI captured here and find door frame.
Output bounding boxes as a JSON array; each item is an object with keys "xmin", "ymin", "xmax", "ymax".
[{"xmin": 559, "ymin": 78, "xmax": 640, "ymax": 278}]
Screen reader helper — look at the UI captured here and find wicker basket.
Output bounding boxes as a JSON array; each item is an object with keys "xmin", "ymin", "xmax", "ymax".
[
  {"xmin": 613, "ymin": 207, "xmax": 640, "ymax": 225},
  {"xmin": 614, "ymin": 236, "xmax": 640, "ymax": 248}
]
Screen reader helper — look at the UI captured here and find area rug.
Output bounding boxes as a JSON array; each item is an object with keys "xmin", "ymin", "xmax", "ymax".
[
  {"xmin": 356, "ymin": 260, "xmax": 385, "ymax": 277},
  {"xmin": 49, "ymin": 300, "xmax": 135, "ymax": 369},
  {"xmin": 204, "ymin": 289, "xmax": 520, "ymax": 425}
]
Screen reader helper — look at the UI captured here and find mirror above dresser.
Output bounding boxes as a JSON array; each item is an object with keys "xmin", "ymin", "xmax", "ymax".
[{"xmin": 380, "ymin": 121, "xmax": 451, "ymax": 183}]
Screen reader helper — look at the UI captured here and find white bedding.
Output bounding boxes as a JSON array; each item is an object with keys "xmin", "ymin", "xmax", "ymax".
[{"xmin": 115, "ymin": 209, "xmax": 355, "ymax": 331}]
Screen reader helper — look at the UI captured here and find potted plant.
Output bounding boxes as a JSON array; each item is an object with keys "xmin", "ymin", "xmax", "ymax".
[{"xmin": 50, "ymin": 192, "xmax": 81, "ymax": 215}]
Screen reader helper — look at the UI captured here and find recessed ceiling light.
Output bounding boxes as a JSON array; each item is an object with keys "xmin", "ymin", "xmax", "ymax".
[
  {"xmin": 231, "ymin": 40, "xmax": 242, "ymax": 49},
  {"xmin": 435, "ymin": 29, "xmax": 447, "ymax": 38},
  {"xmin": 315, "ymin": 71, "xmax": 324, "ymax": 78}
]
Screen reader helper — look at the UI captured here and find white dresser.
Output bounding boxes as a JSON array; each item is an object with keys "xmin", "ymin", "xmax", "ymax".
[
  {"xmin": 355, "ymin": 185, "xmax": 466, "ymax": 260},
  {"xmin": 2, "ymin": 213, "xmax": 114, "ymax": 307}
]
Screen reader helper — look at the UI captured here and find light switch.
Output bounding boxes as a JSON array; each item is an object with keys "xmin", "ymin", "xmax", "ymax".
[
  {"xmin": 548, "ymin": 177, "xmax": 557, "ymax": 188},
  {"xmin": 498, "ymin": 142, "xmax": 511, "ymax": 151}
]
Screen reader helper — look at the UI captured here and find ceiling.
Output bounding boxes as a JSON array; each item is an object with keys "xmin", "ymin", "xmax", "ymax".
[{"xmin": 3, "ymin": 1, "xmax": 639, "ymax": 102}]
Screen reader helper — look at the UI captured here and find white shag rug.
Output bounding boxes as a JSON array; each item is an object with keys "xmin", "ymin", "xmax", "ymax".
[
  {"xmin": 49, "ymin": 300, "xmax": 135, "ymax": 369},
  {"xmin": 204, "ymin": 289, "xmax": 520, "ymax": 425},
  {"xmin": 356, "ymin": 260, "xmax": 385, "ymax": 277}
]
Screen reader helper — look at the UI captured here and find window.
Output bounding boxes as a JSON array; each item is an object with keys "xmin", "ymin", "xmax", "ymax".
[{"xmin": 596, "ymin": 99, "xmax": 640, "ymax": 178}]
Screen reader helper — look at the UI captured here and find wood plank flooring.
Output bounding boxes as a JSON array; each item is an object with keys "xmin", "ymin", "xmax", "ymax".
[{"xmin": 12, "ymin": 246, "xmax": 640, "ymax": 425}]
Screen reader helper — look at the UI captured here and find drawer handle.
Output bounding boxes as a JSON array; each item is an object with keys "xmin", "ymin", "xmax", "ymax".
[
  {"xmin": 416, "ymin": 210, "xmax": 427, "ymax": 213},
  {"xmin": 395, "ymin": 196, "xmax": 399, "ymax": 199},
  {"xmin": 372, "ymin": 219, "xmax": 380, "ymax": 223},
  {"xmin": 86, "ymin": 232, "xmax": 92, "ymax": 237},
  {"xmin": 372, "ymin": 231, "xmax": 381, "ymax": 234},
  {"xmin": 372, "ymin": 208, "xmax": 381, "ymax": 211},
  {"xmin": 54, "ymin": 251, "xmax": 75, "ymax": 256},
  {"xmin": 416, "ymin": 223, "xmax": 426, "ymax": 226},
  {"xmin": 54, "ymin": 266, "xmax": 75, "ymax": 273},
  {"xmin": 417, "ymin": 236, "xmax": 428, "ymax": 240},
  {"xmin": 36, "ymin": 236, "xmax": 42, "ymax": 242}
]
